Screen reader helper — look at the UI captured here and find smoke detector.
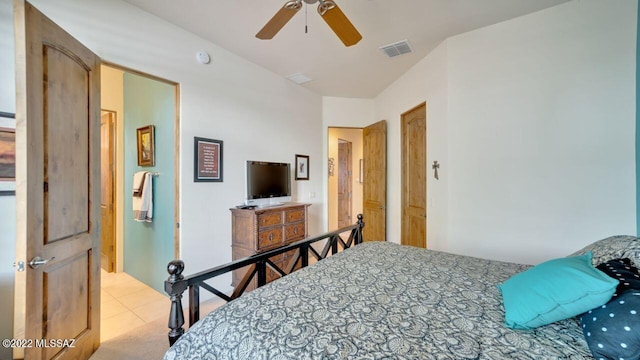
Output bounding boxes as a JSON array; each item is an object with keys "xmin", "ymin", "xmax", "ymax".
[{"xmin": 379, "ymin": 39, "xmax": 413, "ymax": 58}]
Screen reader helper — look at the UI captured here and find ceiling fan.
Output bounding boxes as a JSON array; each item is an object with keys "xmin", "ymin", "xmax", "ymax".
[{"xmin": 256, "ymin": 0, "xmax": 362, "ymax": 47}]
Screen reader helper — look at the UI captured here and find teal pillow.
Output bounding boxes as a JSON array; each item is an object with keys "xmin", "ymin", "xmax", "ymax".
[{"xmin": 498, "ymin": 252, "xmax": 618, "ymax": 329}]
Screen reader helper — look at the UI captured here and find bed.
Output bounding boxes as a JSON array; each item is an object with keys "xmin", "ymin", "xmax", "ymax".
[{"xmin": 163, "ymin": 218, "xmax": 640, "ymax": 359}]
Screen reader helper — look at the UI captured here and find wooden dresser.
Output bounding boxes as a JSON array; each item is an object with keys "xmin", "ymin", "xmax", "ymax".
[{"xmin": 230, "ymin": 203, "xmax": 310, "ymax": 290}]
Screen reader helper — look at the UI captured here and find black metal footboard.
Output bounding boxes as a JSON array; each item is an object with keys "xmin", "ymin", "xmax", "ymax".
[{"xmin": 164, "ymin": 214, "xmax": 365, "ymax": 346}]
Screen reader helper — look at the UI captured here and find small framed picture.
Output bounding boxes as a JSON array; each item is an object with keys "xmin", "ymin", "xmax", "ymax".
[
  {"xmin": 0, "ymin": 111, "xmax": 16, "ymax": 196},
  {"xmin": 295, "ymin": 154, "xmax": 309, "ymax": 180},
  {"xmin": 194, "ymin": 137, "xmax": 223, "ymax": 182},
  {"xmin": 136, "ymin": 125, "xmax": 155, "ymax": 167}
]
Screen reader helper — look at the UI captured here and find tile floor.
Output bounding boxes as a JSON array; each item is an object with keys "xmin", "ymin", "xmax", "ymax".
[{"xmin": 100, "ymin": 270, "xmax": 170, "ymax": 342}]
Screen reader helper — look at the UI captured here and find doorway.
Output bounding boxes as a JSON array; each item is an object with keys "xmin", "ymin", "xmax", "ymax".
[
  {"xmin": 327, "ymin": 128, "xmax": 362, "ymax": 231},
  {"xmin": 99, "ymin": 64, "xmax": 180, "ymax": 341},
  {"xmin": 401, "ymin": 103, "xmax": 427, "ymax": 248},
  {"xmin": 327, "ymin": 122, "xmax": 387, "ymax": 242},
  {"xmin": 100, "ymin": 64, "xmax": 180, "ymax": 289}
]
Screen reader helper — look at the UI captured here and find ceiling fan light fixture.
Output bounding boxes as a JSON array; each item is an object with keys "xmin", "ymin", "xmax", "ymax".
[
  {"xmin": 284, "ymin": 0, "xmax": 302, "ymax": 10},
  {"xmin": 317, "ymin": 0, "xmax": 336, "ymax": 16}
]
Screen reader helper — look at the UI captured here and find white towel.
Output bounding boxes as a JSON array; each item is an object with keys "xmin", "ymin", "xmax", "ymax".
[
  {"xmin": 132, "ymin": 171, "xmax": 146, "ymax": 197},
  {"xmin": 133, "ymin": 171, "xmax": 153, "ymax": 222}
]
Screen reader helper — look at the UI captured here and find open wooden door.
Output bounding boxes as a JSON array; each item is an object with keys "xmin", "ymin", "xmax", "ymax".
[
  {"xmin": 337, "ymin": 140, "xmax": 352, "ymax": 228},
  {"xmin": 362, "ymin": 120, "xmax": 386, "ymax": 241},
  {"xmin": 401, "ymin": 103, "xmax": 427, "ymax": 248},
  {"xmin": 14, "ymin": 1, "xmax": 101, "ymax": 359}
]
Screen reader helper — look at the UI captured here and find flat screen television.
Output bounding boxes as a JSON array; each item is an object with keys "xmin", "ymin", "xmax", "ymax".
[{"xmin": 245, "ymin": 161, "xmax": 291, "ymax": 207}]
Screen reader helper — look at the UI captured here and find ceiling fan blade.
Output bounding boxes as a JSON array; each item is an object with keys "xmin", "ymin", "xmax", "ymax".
[
  {"xmin": 320, "ymin": 2, "xmax": 362, "ymax": 47},
  {"xmin": 256, "ymin": 3, "xmax": 301, "ymax": 40}
]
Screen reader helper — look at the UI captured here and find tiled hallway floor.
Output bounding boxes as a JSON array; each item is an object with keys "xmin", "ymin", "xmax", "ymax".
[{"xmin": 100, "ymin": 270, "xmax": 169, "ymax": 342}]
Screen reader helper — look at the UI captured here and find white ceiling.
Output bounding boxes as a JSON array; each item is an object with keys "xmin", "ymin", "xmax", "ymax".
[{"xmin": 122, "ymin": 0, "xmax": 569, "ymax": 98}]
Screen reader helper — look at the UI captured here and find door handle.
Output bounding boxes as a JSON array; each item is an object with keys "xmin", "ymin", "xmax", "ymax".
[{"xmin": 28, "ymin": 256, "xmax": 55, "ymax": 269}]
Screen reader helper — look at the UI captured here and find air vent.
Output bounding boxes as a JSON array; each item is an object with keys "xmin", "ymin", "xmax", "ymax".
[
  {"xmin": 286, "ymin": 73, "xmax": 313, "ymax": 84},
  {"xmin": 379, "ymin": 39, "xmax": 413, "ymax": 58}
]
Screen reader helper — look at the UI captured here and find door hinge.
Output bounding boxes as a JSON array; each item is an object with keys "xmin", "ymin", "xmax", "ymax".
[{"xmin": 43, "ymin": 181, "xmax": 48, "ymax": 193}]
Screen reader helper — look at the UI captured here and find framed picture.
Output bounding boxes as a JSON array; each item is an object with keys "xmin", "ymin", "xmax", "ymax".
[
  {"xmin": 194, "ymin": 137, "xmax": 223, "ymax": 182},
  {"xmin": 295, "ymin": 154, "xmax": 309, "ymax": 180},
  {"xmin": 0, "ymin": 111, "xmax": 16, "ymax": 196},
  {"xmin": 136, "ymin": 125, "xmax": 155, "ymax": 167}
]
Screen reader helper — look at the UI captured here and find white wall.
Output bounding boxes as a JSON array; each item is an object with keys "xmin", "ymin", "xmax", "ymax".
[
  {"xmin": 373, "ymin": 0, "xmax": 636, "ymax": 264},
  {"xmin": 4, "ymin": 0, "xmax": 324, "ymax": 295},
  {"xmin": 374, "ymin": 42, "xmax": 450, "ymax": 252},
  {"xmin": 0, "ymin": 0, "xmax": 15, "ymax": 357}
]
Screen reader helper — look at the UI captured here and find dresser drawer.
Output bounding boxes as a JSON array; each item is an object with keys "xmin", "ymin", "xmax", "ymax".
[
  {"xmin": 285, "ymin": 208, "xmax": 305, "ymax": 223},
  {"xmin": 266, "ymin": 254, "xmax": 286, "ymax": 283},
  {"xmin": 284, "ymin": 223, "xmax": 305, "ymax": 241},
  {"xmin": 257, "ymin": 211, "xmax": 283, "ymax": 228},
  {"xmin": 257, "ymin": 227, "xmax": 283, "ymax": 250},
  {"xmin": 283, "ymin": 250, "xmax": 302, "ymax": 273}
]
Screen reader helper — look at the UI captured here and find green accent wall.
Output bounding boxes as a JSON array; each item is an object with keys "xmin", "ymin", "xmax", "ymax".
[{"xmin": 123, "ymin": 73, "xmax": 175, "ymax": 293}]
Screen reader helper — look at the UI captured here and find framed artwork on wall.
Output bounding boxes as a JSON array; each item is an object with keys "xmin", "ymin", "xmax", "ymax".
[
  {"xmin": 137, "ymin": 125, "xmax": 155, "ymax": 167},
  {"xmin": 0, "ymin": 111, "xmax": 16, "ymax": 196},
  {"xmin": 194, "ymin": 137, "xmax": 223, "ymax": 182},
  {"xmin": 295, "ymin": 154, "xmax": 309, "ymax": 180}
]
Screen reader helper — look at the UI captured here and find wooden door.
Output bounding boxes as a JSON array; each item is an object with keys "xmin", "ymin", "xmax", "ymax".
[
  {"xmin": 14, "ymin": 1, "xmax": 101, "ymax": 359},
  {"xmin": 362, "ymin": 120, "xmax": 386, "ymax": 241},
  {"xmin": 401, "ymin": 103, "xmax": 427, "ymax": 248},
  {"xmin": 337, "ymin": 140, "xmax": 352, "ymax": 228},
  {"xmin": 101, "ymin": 111, "xmax": 116, "ymax": 272}
]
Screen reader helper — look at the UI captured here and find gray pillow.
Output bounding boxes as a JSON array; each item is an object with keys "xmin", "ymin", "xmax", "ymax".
[{"xmin": 570, "ymin": 235, "xmax": 640, "ymax": 266}]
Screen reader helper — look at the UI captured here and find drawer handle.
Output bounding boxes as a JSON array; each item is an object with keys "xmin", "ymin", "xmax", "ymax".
[
  {"xmin": 293, "ymin": 227, "xmax": 298, "ymax": 235},
  {"xmin": 268, "ymin": 233, "xmax": 274, "ymax": 241}
]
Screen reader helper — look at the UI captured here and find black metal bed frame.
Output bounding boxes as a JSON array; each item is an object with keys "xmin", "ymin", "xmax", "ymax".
[{"xmin": 164, "ymin": 214, "xmax": 365, "ymax": 346}]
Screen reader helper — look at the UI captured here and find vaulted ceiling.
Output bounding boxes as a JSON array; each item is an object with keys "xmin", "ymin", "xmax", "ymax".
[{"xmin": 123, "ymin": 0, "xmax": 569, "ymax": 98}]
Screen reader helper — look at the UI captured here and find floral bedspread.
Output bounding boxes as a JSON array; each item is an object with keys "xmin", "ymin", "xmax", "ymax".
[{"xmin": 164, "ymin": 242, "xmax": 592, "ymax": 359}]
